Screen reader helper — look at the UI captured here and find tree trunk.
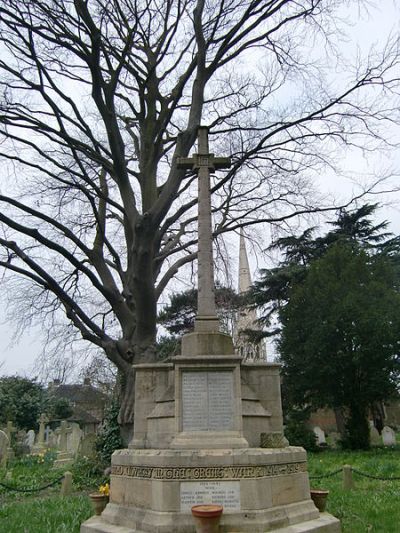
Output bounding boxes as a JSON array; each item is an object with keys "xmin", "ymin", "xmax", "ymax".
[
  {"xmin": 334, "ymin": 407, "xmax": 346, "ymax": 436},
  {"xmin": 343, "ymin": 403, "xmax": 370, "ymax": 450}
]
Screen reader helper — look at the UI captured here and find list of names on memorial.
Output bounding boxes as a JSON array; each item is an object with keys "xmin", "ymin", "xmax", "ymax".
[
  {"xmin": 182, "ymin": 371, "xmax": 234, "ymax": 431},
  {"xmin": 180, "ymin": 481, "xmax": 240, "ymax": 511}
]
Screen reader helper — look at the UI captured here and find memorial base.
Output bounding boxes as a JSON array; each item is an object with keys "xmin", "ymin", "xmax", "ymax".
[
  {"xmin": 80, "ymin": 447, "xmax": 340, "ymax": 533},
  {"xmin": 54, "ymin": 451, "xmax": 74, "ymax": 467}
]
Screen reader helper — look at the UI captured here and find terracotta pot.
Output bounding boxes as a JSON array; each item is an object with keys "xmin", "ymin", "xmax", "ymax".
[
  {"xmin": 191, "ymin": 504, "xmax": 223, "ymax": 533},
  {"xmin": 310, "ymin": 489, "xmax": 329, "ymax": 512},
  {"xmin": 89, "ymin": 493, "xmax": 109, "ymax": 516}
]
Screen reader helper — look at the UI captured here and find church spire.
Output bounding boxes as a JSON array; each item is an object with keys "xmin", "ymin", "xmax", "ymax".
[
  {"xmin": 234, "ymin": 230, "xmax": 266, "ymax": 362},
  {"xmin": 238, "ymin": 228, "xmax": 252, "ymax": 294}
]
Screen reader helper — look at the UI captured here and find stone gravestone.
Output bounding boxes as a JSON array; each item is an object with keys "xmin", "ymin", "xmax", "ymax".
[
  {"xmin": 54, "ymin": 420, "xmax": 74, "ymax": 466},
  {"xmin": 25, "ymin": 430, "xmax": 36, "ymax": 452},
  {"xmin": 327, "ymin": 431, "xmax": 341, "ymax": 448},
  {"xmin": 81, "ymin": 126, "xmax": 340, "ymax": 533},
  {"xmin": 47, "ymin": 429, "xmax": 57, "ymax": 449},
  {"xmin": 382, "ymin": 426, "xmax": 396, "ymax": 446},
  {"xmin": 369, "ymin": 421, "xmax": 381, "ymax": 446},
  {"xmin": 3, "ymin": 421, "xmax": 16, "ymax": 461},
  {"xmin": 44, "ymin": 425, "xmax": 51, "ymax": 444},
  {"xmin": 79, "ymin": 433, "xmax": 97, "ymax": 459},
  {"xmin": 16, "ymin": 429, "xmax": 28, "ymax": 456},
  {"xmin": 33, "ymin": 414, "xmax": 48, "ymax": 453},
  {"xmin": 313, "ymin": 426, "xmax": 326, "ymax": 446},
  {"xmin": 0, "ymin": 430, "xmax": 10, "ymax": 468},
  {"xmin": 67, "ymin": 422, "xmax": 83, "ymax": 457}
]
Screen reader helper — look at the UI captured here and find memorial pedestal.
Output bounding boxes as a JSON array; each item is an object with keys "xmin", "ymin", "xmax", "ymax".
[
  {"xmin": 82, "ymin": 447, "xmax": 340, "ymax": 532},
  {"xmin": 81, "ymin": 356, "xmax": 340, "ymax": 532}
]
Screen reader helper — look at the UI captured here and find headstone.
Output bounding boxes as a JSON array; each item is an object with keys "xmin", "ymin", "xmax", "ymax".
[
  {"xmin": 44, "ymin": 425, "xmax": 51, "ymax": 443},
  {"xmin": 313, "ymin": 426, "xmax": 326, "ymax": 445},
  {"xmin": 327, "ymin": 431, "xmax": 340, "ymax": 448},
  {"xmin": 382, "ymin": 426, "xmax": 396, "ymax": 446},
  {"xmin": 47, "ymin": 429, "xmax": 57, "ymax": 449},
  {"xmin": 55, "ymin": 420, "xmax": 73, "ymax": 452},
  {"xmin": 369, "ymin": 421, "xmax": 380, "ymax": 446},
  {"xmin": 3, "ymin": 421, "xmax": 17, "ymax": 442},
  {"xmin": 79, "ymin": 433, "xmax": 97, "ymax": 458},
  {"xmin": 67, "ymin": 422, "xmax": 83, "ymax": 456},
  {"xmin": 54, "ymin": 420, "xmax": 74, "ymax": 467},
  {"xmin": 0, "ymin": 430, "xmax": 9, "ymax": 467},
  {"xmin": 33, "ymin": 414, "xmax": 49, "ymax": 452},
  {"xmin": 25, "ymin": 430, "xmax": 36, "ymax": 451},
  {"xmin": 3, "ymin": 421, "xmax": 16, "ymax": 461}
]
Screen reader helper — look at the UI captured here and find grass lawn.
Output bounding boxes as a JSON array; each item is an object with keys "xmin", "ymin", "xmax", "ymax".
[
  {"xmin": 1, "ymin": 447, "xmax": 400, "ymax": 532},
  {"xmin": 308, "ymin": 446, "xmax": 400, "ymax": 532},
  {"xmin": 0, "ymin": 454, "xmax": 103, "ymax": 532}
]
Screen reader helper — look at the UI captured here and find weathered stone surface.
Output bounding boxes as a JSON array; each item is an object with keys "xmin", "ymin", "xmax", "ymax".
[
  {"xmin": 180, "ymin": 330, "xmax": 234, "ymax": 357},
  {"xmin": 181, "ymin": 370, "xmax": 234, "ymax": 431},
  {"xmin": 369, "ymin": 423, "xmax": 380, "ymax": 446},
  {"xmin": 313, "ymin": 427, "xmax": 326, "ymax": 446},
  {"xmin": 382, "ymin": 426, "xmax": 396, "ymax": 446},
  {"xmin": 0, "ymin": 430, "xmax": 9, "ymax": 467},
  {"xmin": 25, "ymin": 429, "xmax": 35, "ymax": 451},
  {"xmin": 79, "ymin": 433, "xmax": 97, "ymax": 458}
]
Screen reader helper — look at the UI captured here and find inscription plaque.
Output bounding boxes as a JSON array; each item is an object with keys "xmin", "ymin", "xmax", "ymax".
[
  {"xmin": 182, "ymin": 371, "xmax": 234, "ymax": 431},
  {"xmin": 180, "ymin": 481, "xmax": 240, "ymax": 511}
]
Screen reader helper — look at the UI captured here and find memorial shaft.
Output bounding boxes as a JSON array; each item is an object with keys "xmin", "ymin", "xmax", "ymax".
[
  {"xmin": 197, "ymin": 128, "xmax": 216, "ymax": 322},
  {"xmin": 177, "ymin": 126, "xmax": 231, "ymax": 332}
]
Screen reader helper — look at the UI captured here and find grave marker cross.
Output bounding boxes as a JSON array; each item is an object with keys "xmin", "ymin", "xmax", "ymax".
[
  {"xmin": 37, "ymin": 413, "xmax": 49, "ymax": 445},
  {"xmin": 4, "ymin": 421, "xmax": 17, "ymax": 442},
  {"xmin": 177, "ymin": 126, "xmax": 231, "ymax": 332},
  {"xmin": 56, "ymin": 420, "xmax": 73, "ymax": 452}
]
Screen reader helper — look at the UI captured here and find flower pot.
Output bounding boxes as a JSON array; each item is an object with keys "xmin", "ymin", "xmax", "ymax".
[
  {"xmin": 89, "ymin": 493, "xmax": 109, "ymax": 516},
  {"xmin": 310, "ymin": 489, "xmax": 329, "ymax": 512},
  {"xmin": 191, "ymin": 504, "xmax": 223, "ymax": 533}
]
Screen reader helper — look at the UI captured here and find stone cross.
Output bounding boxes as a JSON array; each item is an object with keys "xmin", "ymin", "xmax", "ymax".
[
  {"xmin": 4, "ymin": 421, "xmax": 17, "ymax": 442},
  {"xmin": 177, "ymin": 126, "xmax": 231, "ymax": 332},
  {"xmin": 44, "ymin": 425, "xmax": 51, "ymax": 443},
  {"xmin": 37, "ymin": 414, "xmax": 49, "ymax": 446},
  {"xmin": 56, "ymin": 420, "xmax": 73, "ymax": 452}
]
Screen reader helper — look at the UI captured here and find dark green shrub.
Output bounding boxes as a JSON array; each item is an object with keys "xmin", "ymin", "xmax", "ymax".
[
  {"xmin": 96, "ymin": 398, "xmax": 123, "ymax": 464},
  {"xmin": 284, "ymin": 410, "xmax": 318, "ymax": 451}
]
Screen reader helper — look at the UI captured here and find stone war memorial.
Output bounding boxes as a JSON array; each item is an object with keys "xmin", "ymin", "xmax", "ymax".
[{"xmin": 81, "ymin": 127, "xmax": 340, "ymax": 532}]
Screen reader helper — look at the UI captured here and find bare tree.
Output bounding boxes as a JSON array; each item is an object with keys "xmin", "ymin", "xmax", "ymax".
[{"xmin": 0, "ymin": 0, "xmax": 399, "ymax": 433}]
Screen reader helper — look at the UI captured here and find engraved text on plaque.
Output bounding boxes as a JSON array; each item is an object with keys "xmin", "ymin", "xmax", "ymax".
[
  {"xmin": 180, "ymin": 481, "xmax": 240, "ymax": 511},
  {"xmin": 182, "ymin": 371, "xmax": 234, "ymax": 431}
]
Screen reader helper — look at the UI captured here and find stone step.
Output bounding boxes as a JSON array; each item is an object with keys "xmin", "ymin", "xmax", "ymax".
[{"xmin": 81, "ymin": 513, "xmax": 340, "ymax": 533}]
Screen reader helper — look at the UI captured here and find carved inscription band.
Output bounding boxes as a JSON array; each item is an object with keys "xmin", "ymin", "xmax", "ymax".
[{"xmin": 111, "ymin": 462, "xmax": 307, "ymax": 481}]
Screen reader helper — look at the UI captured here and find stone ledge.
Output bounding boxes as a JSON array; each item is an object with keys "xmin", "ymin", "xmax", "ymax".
[
  {"xmin": 81, "ymin": 508, "xmax": 340, "ymax": 532},
  {"xmin": 81, "ymin": 516, "xmax": 135, "ymax": 533}
]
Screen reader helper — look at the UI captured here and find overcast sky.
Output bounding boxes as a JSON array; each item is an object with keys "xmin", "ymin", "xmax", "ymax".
[{"xmin": 1, "ymin": 0, "xmax": 400, "ymax": 377}]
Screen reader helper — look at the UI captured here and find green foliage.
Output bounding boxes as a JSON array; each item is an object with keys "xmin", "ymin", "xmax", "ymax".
[
  {"xmin": 70, "ymin": 456, "xmax": 105, "ymax": 491},
  {"xmin": 0, "ymin": 376, "xmax": 46, "ymax": 430},
  {"xmin": 158, "ymin": 286, "xmax": 242, "ymax": 337},
  {"xmin": 280, "ymin": 243, "xmax": 400, "ymax": 449},
  {"xmin": 16, "ymin": 449, "xmax": 57, "ymax": 468},
  {"xmin": 0, "ymin": 495, "xmax": 92, "ymax": 533},
  {"xmin": 252, "ymin": 204, "xmax": 400, "ymax": 450},
  {"xmin": 156, "ymin": 335, "xmax": 181, "ymax": 359},
  {"xmin": 0, "ymin": 455, "xmax": 64, "ymax": 501},
  {"xmin": 96, "ymin": 398, "xmax": 123, "ymax": 464},
  {"xmin": 250, "ymin": 204, "xmax": 397, "ymax": 335},
  {"xmin": 284, "ymin": 409, "xmax": 318, "ymax": 451},
  {"xmin": 341, "ymin": 406, "xmax": 371, "ymax": 451},
  {"xmin": 47, "ymin": 397, "xmax": 74, "ymax": 420},
  {"xmin": 308, "ymin": 446, "xmax": 400, "ymax": 532}
]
